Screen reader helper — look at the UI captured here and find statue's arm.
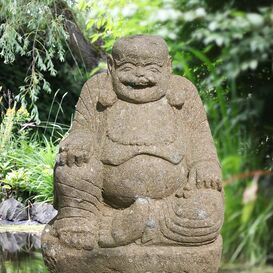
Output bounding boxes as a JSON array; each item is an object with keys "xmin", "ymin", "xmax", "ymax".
[
  {"xmin": 178, "ymin": 76, "xmax": 222, "ymax": 192},
  {"xmin": 57, "ymin": 75, "xmax": 101, "ymax": 167},
  {"xmin": 50, "ymin": 73, "xmax": 112, "ymax": 250},
  {"xmin": 170, "ymin": 76, "xmax": 224, "ymax": 244}
]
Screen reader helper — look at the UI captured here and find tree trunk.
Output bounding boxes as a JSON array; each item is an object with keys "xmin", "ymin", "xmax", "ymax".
[{"xmin": 53, "ymin": 0, "xmax": 105, "ymax": 71}]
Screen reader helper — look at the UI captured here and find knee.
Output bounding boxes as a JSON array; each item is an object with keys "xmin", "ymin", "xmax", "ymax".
[
  {"xmin": 54, "ymin": 158, "xmax": 103, "ymax": 186},
  {"xmin": 161, "ymin": 190, "xmax": 224, "ymax": 245},
  {"xmin": 175, "ymin": 189, "xmax": 224, "ymax": 222}
]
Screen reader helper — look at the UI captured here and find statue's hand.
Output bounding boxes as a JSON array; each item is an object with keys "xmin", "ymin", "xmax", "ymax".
[
  {"xmin": 57, "ymin": 132, "xmax": 92, "ymax": 167},
  {"xmin": 176, "ymin": 161, "xmax": 222, "ymax": 198},
  {"xmin": 191, "ymin": 161, "xmax": 222, "ymax": 191},
  {"xmin": 54, "ymin": 218, "xmax": 97, "ymax": 250}
]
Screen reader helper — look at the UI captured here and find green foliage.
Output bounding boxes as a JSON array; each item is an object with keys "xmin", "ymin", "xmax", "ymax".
[
  {"xmin": 190, "ymin": 6, "xmax": 273, "ymax": 88},
  {"xmin": 0, "ymin": 106, "xmax": 57, "ymax": 203},
  {"xmin": 223, "ymin": 183, "xmax": 273, "ymax": 265},
  {"xmin": 79, "ymin": 0, "xmax": 164, "ymax": 51},
  {"xmin": 0, "ymin": 0, "xmax": 68, "ymax": 120},
  {"xmin": 1, "ymin": 252, "xmax": 49, "ymax": 273},
  {"xmin": 5, "ymin": 137, "xmax": 56, "ymax": 203}
]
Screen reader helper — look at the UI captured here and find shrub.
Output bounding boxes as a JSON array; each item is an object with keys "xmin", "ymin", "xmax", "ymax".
[{"xmin": 0, "ymin": 105, "xmax": 57, "ymax": 203}]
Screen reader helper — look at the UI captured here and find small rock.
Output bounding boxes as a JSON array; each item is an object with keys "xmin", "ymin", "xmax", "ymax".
[
  {"xmin": 31, "ymin": 202, "xmax": 57, "ymax": 224},
  {"xmin": 0, "ymin": 198, "xmax": 28, "ymax": 221}
]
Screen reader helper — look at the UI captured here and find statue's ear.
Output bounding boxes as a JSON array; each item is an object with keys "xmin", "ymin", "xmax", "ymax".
[
  {"xmin": 107, "ymin": 54, "xmax": 114, "ymax": 74},
  {"xmin": 168, "ymin": 55, "xmax": 172, "ymax": 74}
]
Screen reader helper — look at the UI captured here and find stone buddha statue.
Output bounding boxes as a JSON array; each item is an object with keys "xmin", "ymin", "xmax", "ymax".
[{"xmin": 42, "ymin": 35, "xmax": 224, "ymax": 273}]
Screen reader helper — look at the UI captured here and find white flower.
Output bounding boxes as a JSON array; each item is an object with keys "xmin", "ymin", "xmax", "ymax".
[{"xmin": 243, "ymin": 177, "xmax": 258, "ymax": 204}]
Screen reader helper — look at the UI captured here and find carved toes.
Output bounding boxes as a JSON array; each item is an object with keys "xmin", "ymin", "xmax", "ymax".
[
  {"xmin": 59, "ymin": 231, "xmax": 95, "ymax": 250},
  {"xmin": 51, "ymin": 218, "xmax": 98, "ymax": 250}
]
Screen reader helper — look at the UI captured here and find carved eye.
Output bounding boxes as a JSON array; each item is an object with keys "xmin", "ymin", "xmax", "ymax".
[
  {"xmin": 120, "ymin": 66, "xmax": 133, "ymax": 72},
  {"xmin": 147, "ymin": 67, "xmax": 160, "ymax": 73}
]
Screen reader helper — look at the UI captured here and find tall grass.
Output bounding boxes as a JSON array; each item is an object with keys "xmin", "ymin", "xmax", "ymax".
[
  {"xmin": 0, "ymin": 105, "xmax": 58, "ymax": 203},
  {"xmin": 0, "ymin": 87, "xmax": 72, "ymax": 203},
  {"xmin": 5, "ymin": 136, "xmax": 57, "ymax": 203}
]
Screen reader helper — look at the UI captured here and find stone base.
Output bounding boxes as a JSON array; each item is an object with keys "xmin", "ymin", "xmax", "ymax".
[{"xmin": 42, "ymin": 236, "xmax": 222, "ymax": 273}]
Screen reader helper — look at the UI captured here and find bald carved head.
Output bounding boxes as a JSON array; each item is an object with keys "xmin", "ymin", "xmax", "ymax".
[
  {"xmin": 112, "ymin": 35, "xmax": 169, "ymax": 66},
  {"xmin": 108, "ymin": 35, "xmax": 172, "ymax": 103}
]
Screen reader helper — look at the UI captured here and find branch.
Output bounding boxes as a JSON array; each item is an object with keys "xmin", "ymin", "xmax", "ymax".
[
  {"xmin": 52, "ymin": 0, "xmax": 106, "ymax": 70},
  {"xmin": 224, "ymin": 170, "xmax": 273, "ymax": 185}
]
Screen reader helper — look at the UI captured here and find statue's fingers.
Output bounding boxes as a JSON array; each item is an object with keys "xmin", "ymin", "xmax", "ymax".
[
  {"xmin": 216, "ymin": 179, "xmax": 223, "ymax": 191},
  {"xmin": 82, "ymin": 151, "xmax": 90, "ymax": 163},
  {"xmin": 59, "ymin": 144, "xmax": 68, "ymax": 153},
  {"xmin": 196, "ymin": 171, "xmax": 203, "ymax": 189},
  {"xmin": 75, "ymin": 154, "xmax": 84, "ymax": 167},
  {"xmin": 211, "ymin": 180, "xmax": 217, "ymax": 190},
  {"xmin": 188, "ymin": 168, "xmax": 197, "ymax": 189},
  {"xmin": 175, "ymin": 188, "xmax": 184, "ymax": 198},
  {"xmin": 183, "ymin": 191, "xmax": 193, "ymax": 199},
  {"xmin": 67, "ymin": 152, "xmax": 75, "ymax": 167},
  {"xmin": 57, "ymin": 152, "xmax": 67, "ymax": 166},
  {"xmin": 204, "ymin": 179, "xmax": 211, "ymax": 189}
]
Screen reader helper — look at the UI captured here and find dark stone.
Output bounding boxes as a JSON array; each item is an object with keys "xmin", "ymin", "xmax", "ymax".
[
  {"xmin": 31, "ymin": 203, "xmax": 57, "ymax": 224},
  {"xmin": 0, "ymin": 198, "xmax": 28, "ymax": 221}
]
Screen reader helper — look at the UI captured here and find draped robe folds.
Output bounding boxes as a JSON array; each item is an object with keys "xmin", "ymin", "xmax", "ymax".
[{"xmin": 53, "ymin": 72, "xmax": 223, "ymax": 246}]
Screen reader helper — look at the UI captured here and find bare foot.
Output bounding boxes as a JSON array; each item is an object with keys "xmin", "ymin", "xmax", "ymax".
[
  {"xmin": 99, "ymin": 197, "xmax": 150, "ymax": 247},
  {"xmin": 54, "ymin": 218, "xmax": 98, "ymax": 250}
]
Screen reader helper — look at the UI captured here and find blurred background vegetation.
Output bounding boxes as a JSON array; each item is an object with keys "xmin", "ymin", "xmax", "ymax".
[{"xmin": 0, "ymin": 0, "xmax": 273, "ymax": 267}]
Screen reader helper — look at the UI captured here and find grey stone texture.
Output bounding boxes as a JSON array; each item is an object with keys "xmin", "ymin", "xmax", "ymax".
[
  {"xmin": 0, "ymin": 198, "xmax": 28, "ymax": 221},
  {"xmin": 42, "ymin": 35, "xmax": 224, "ymax": 273},
  {"xmin": 31, "ymin": 202, "xmax": 57, "ymax": 224}
]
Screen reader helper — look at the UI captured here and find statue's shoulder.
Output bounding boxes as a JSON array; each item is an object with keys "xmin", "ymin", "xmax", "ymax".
[
  {"xmin": 170, "ymin": 75, "xmax": 199, "ymax": 96},
  {"xmin": 81, "ymin": 71, "xmax": 117, "ymax": 107},
  {"xmin": 167, "ymin": 75, "xmax": 198, "ymax": 107},
  {"xmin": 81, "ymin": 71, "xmax": 110, "ymax": 93}
]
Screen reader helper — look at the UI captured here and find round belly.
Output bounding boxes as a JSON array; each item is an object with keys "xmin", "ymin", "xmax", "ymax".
[{"xmin": 103, "ymin": 155, "xmax": 187, "ymax": 208}]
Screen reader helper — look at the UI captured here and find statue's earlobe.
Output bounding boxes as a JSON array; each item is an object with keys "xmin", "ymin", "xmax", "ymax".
[
  {"xmin": 168, "ymin": 55, "xmax": 172, "ymax": 74},
  {"xmin": 107, "ymin": 54, "xmax": 114, "ymax": 74},
  {"xmin": 166, "ymin": 75, "xmax": 186, "ymax": 108}
]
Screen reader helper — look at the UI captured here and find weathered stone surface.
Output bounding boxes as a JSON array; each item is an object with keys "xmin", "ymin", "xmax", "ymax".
[
  {"xmin": 0, "ymin": 198, "xmax": 28, "ymax": 221},
  {"xmin": 43, "ymin": 234, "xmax": 222, "ymax": 273},
  {"xmin": 31, "ymin": 202, "xmax": 57, "ymax": 224},
  {"xmin": 42, "ymin": 34, "xmax": 224, "ymax": 273}
]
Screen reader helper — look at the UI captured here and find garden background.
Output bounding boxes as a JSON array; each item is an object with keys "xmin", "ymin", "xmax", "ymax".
[{"xmin": 1, "ymin": 0, "xmax": 273, "ymax": 269}]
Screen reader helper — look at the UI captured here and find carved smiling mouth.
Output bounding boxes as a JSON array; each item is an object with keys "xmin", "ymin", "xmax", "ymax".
[{"xmin": 125, "ymin": 82, "xmax": 155, "ymax": 89}]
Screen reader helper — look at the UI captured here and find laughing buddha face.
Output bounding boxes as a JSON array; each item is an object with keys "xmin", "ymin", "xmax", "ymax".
[{"xmin": 108, "ymin": 35, "xmax": 172, "ymax": 103}]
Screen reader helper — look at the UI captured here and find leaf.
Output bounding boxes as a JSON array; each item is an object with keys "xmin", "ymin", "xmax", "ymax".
[
  {"xmin": 246, "ymin": 13, "xmax": 264, "ymax": 26},
  {"xmin": 241, "ymin": 200, "xmax": 255, "ymax": 225},
  {"xmin": 86, "ymin": 19, "xmax": 95, "ymax": 30},
  {"xmin": 78, "ymin": 0, "xmax": 87, "ymax": 10}
]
